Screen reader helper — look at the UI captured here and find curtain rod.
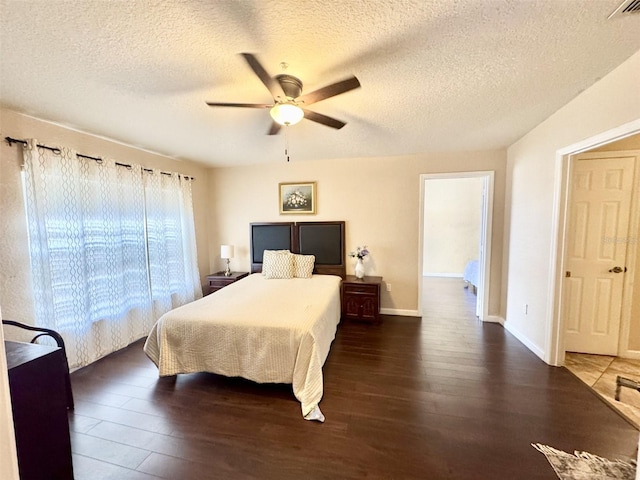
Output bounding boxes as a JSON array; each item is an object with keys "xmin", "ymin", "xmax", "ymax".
[
  {"xmin": 4, "ymin": 136, "xmax": 195, "ymax": 180},
  {"xmin": 5, "ymin": 136, "xmax": 60, "ymax": 154}
]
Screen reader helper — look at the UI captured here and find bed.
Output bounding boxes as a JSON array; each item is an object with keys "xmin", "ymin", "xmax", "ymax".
[
  {"xmin": 143, "ymin": 221, "xmax": 345, "ymax": 422},
  {"xmin": 463, "ymin": 259, "xmax": 479, "ymax": 294}
]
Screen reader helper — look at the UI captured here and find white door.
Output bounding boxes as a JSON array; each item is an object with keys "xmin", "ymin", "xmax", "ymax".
[{"xmin": 564, "ymin": 153, "xmax": 636, "ymax": 355}]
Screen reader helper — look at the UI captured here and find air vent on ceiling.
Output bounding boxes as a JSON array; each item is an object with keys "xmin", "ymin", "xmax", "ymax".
[{"xmin": 608, "ymin": 0, "xmax": 640, "ymax": 18}]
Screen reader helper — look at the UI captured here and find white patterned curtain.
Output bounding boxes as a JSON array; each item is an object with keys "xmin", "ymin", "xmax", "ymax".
[
  {"xmin": 22, "ymin": 140, "xmax": 200, "ymax": 368},
  {"xmin": 143, "ymin": 170, "xmax": 202, "ymax": 319}
]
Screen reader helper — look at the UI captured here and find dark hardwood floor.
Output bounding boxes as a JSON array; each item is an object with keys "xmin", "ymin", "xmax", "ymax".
[{"xmin": 68, "ymin": 278, "xmax": 639, "ymax": 479}]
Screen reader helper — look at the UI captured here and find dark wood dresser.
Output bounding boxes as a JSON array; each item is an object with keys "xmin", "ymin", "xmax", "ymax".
[
  {"xmin": 342, "ymin": 275, "xmax": 383, "ymax": 323},
  {"xmin": 5, "ymin": 340, "xmax": 74, "ymax": 480},
  {"xmin": 205, "ymin": 271, "xmax": 249, "ymax": 295}
]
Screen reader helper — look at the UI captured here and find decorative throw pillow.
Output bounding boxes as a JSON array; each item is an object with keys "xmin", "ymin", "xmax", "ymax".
[
  {"xmin": 261, "ymin": 250, "xmax": 290, "ymax": 276},
  {"xmin": 293, "ymin": 254, "xmax": 315, "ymax": 278},
  {"xmin": 262, "ymin": 250, "xmax": 294, "ymax": 279}
]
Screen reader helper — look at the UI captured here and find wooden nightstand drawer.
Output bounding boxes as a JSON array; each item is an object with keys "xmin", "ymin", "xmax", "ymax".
[
  {"xmin": 343, "ymin": 283, "xmax": 378, "ymax": 295},
  {"xmin": 209, "ymin": 278, "xmax": 235, "ymax": 288},
  {"xmin": 205, "ymin": 271, "xmax": 249, "ymax": 295}
]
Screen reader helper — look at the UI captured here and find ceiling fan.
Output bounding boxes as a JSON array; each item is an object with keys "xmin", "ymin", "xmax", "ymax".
[{"xmin": 206, "ymin": 53, "xmax": 361, "ymax": 135}]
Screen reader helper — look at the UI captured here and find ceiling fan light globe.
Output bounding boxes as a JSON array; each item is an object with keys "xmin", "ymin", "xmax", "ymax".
[{"xmin": 270, "ymin": 103, "xmax": 304, "ymax": 126}]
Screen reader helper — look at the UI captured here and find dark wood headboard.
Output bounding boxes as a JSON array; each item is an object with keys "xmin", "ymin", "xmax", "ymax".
[{"xmin": 250, "ymin": 221, "xmax": 345, "ymax": 277}]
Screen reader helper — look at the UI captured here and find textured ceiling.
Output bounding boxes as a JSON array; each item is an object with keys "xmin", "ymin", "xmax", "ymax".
[{"xmin": 1, "ymin": 0, "xmax": 639, "ymax": 167}]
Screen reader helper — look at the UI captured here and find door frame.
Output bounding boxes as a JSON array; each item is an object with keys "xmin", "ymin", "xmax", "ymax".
[
  {"xmin": 418, "ymin": 171, "xmax": 494, "ymax": 321},
  {"xmin": 547, "ymin": 118, "xmax": 640, "ymax": 365}
]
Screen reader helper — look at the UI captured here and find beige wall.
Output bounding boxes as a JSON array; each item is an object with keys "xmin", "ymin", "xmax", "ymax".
[
  {"xmin": 208, "ymin": 151, "xmax": 506, "ymax": 316},
  {"xmin": 423, "ymin": 177, "xmax": 483, "ymax": 276},
  {"xmin": 591, "ymin": 133, "xmax": 640, "ymax": 152},
  {"xmin": 0, "ymin": 108, "xmax": 506, "ymax": 322},
  {"xmin": 0, "ymin": 108, "xmax": 211, "ymax": 327},
  {"xmin": 504, "ymin": 49, "xmax": 640, "ymax": 361}
]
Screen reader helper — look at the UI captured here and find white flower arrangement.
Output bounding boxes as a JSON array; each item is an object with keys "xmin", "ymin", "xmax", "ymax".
[{"xmin": 349, "ymin": 246, "xmax": 370, "ymax": 260}]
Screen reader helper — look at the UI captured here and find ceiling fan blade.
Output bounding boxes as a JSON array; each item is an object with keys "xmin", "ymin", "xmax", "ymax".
[
  {"xmin": 301, "ymin": 109, "xmax": 347, "ymax": 130},
  {"xmin": 240, "ymin": 53, "xmax": 286, "ymax": 100},
  {"xmin": 206, "ymin": 102, "xmax": 272, "ymax": 108},
  {"xmin": 296, "ymin": 76, "xmax": 361, "ymax": 106},
  {"xmin": 267, "ymin": 122, "xmax": 282, "ymax": 135}
]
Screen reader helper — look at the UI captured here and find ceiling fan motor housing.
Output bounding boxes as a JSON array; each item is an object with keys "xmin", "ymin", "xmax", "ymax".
[{"xmin": 276, "ymin": 74, "xmax": 303, "ymax": 101}]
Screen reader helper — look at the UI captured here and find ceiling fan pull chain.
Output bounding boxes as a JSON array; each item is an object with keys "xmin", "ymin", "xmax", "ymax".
[{"xmin": 285, "ymin": 126, "xmax": 291, "ymax": 162}]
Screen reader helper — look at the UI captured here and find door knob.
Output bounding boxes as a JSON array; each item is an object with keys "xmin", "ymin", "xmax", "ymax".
[{"xmin": 608, "ymin": 266, "xmax": 627, "ymax": 273}]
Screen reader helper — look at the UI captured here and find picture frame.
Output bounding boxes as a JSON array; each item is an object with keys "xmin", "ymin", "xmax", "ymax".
[{"xmin": 279, "ymin": 182, "xmax": 316, "ymax": 215}]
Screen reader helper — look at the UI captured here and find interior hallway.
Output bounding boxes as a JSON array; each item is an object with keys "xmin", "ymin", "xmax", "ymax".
[{"xmin": 422, "ymin": 276, "xmax": 478, "ymax": 318}]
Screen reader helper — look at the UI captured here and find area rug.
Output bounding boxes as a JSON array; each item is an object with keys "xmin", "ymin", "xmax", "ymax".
[{"xmin": 532, "ymin": 443, "xmax": 637, "ymax": 480}]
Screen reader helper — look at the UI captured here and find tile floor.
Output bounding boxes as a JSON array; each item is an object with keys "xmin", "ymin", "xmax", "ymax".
[{"xmin": 565, "ymin": 352, "xmax": 640, "ymax": 429}]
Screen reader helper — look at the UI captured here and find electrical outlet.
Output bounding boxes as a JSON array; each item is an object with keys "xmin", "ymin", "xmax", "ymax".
[
  {"xmin": 386, "ymin": 283, "xmax": 391, "ymax": 292},
  {"xmin": 524, "ymin": 304, "xmax": 529, "ymax": 315}
]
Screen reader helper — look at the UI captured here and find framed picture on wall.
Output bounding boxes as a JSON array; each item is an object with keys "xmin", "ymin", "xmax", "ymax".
[{"xmin": 279, "ymin": 182, "xmax": 316, "ymax": 214}]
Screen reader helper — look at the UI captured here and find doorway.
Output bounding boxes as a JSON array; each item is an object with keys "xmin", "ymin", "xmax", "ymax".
[
  {"xmin": 548, "ymin": 125, "xmax": 640, "ymax": 366},
  {"xmin": 547, "ymin": 127, "xmax": 640, "ymax": 433},
  {"xmin": 418, "ymin": 172, "xmax": 494, "ymax": 320}
]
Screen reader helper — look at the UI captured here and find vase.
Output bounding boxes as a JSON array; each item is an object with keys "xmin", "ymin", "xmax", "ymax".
[{"xmin": 355, "ymin": 258, "xmax": 365, "ymax": 279}]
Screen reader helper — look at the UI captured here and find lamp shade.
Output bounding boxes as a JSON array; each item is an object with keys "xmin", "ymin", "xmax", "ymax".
[
  {"xmin": 220, "ymin": 245, "xmax": 234, "ymax": 259},
  {"xmin": 270, "ymin": 103, "xmax": 304, "ymax": 126}
]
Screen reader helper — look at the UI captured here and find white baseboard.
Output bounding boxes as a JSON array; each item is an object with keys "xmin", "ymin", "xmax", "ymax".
[
  {"xmin": 504, "ymin": 320, "xmax": 546, "ymax": 362},
  {"xmin": 619, "ymin": 349, "xmax": 640, "ymax": 360},
  {"xmin": 380, "ymin": 310, "xmax": 503, "ymax": 321},
  {"xmin": 423, "ymin": 273, "xmax": 464, "ymax": 278},
  {"xmin": 380, "ymin": 308, "xmax": 420, "ymax": 317},
  {"xmin": 483, "ymin": 315, "xmax": 504, "ymax": 325}
]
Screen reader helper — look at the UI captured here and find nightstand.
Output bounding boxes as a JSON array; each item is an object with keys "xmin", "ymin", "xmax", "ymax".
[
  {"xmin": 205, "ymin": 271, "xmax": 249, "ymax": 295},
  {"xmin": 342, "ymin": 275, "xmax": 383, "ymax": 323}
]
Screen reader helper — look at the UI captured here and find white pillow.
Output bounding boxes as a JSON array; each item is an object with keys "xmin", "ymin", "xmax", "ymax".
[
  {"xmin": 262, "ymin": 250, "xmax": 294, "ymax": 279},
  {"xmin": 261, "ymin": 250, "xmax": 290, "ymax": 275},
  {"xmin": 293, "ymin": 254, "xmax": 315, "ymax": 278}
]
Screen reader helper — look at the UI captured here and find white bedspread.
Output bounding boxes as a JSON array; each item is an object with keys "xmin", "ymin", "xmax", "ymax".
[
  {"xmin": 463, "ymin": 259, "xmax": 479, "ymax": 287},
  {"xmin": 143, "ymin": 273, "xmax": 342, "ymax": 420}
]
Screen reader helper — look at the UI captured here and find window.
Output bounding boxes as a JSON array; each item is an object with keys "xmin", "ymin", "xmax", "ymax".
[{"xmin": 22, "ymin": 141, "xmax": 201, "ymax": 367}]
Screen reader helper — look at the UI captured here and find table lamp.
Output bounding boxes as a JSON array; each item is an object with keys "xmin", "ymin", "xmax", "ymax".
[{"xmin": 220, "ymin": 245, "xmax": 234, "ymax": 276}]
